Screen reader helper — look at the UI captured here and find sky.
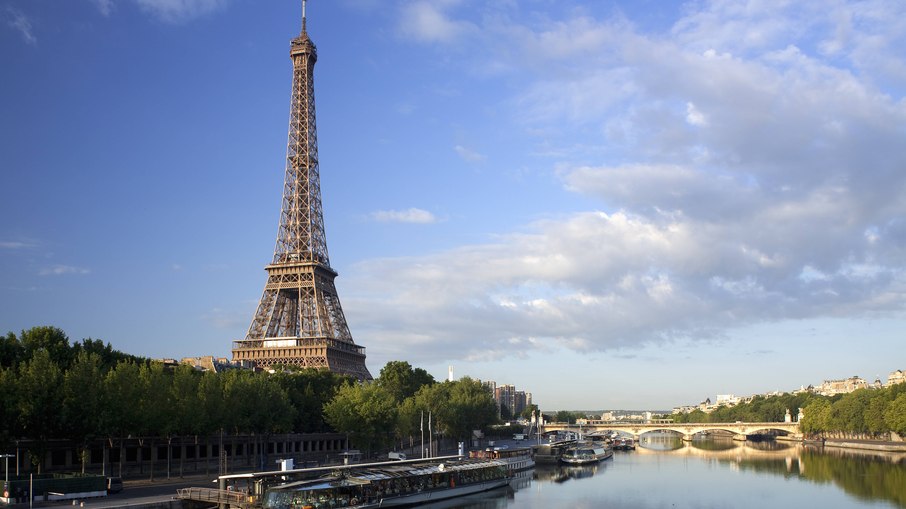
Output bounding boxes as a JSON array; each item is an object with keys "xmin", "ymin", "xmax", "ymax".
[{"xmin": 1, "ymin": 0, "xmax": 905, "ymax": 411}]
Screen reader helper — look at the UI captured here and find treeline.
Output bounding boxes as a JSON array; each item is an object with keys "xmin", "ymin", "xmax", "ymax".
[
  {"xmin": 671, "ymin": 392, "xmax": 820, "ymax": 424},
  {"xmin": 670, "ymin": 385, "xmax": 906, "ymax": 437},
  {"xmin": 799, "ymin": 384, "xmax": 906, "ymax": 437},
  {"xmin": 0, "ymin": 326, "xmax": 502, "ymax": 470}
]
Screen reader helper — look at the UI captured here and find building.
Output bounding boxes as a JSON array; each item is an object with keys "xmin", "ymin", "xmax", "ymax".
[
  {"xmin": 814, "ymin": 376, "xmax": 870, "ymax": 396},
  {"xmin": 487, "ymin": 383, "xmax": 530, "ymax": 418},
  {"xmin": 888, "ymin": 369, "xmax": 905, "ymax": 387}
]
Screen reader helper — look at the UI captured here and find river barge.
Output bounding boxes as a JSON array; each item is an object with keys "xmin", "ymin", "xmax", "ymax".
[
  {"xmin": 262, "ymin": 458, "xmax": 509, "ymax": 509},
  {"xmin": 560, "ymin": 444, "xmax": 613, "ymax": 465},
  {"xmin": 469, "ymin": 446, "xmax": 535, "ymax": 472},
  {"xmin": 613, "ymin": 437, "xmax": 636, "ymax": 451},
  {"xmin": 532, "ymin": 440, "xmax": 574, "ymax": 465}
]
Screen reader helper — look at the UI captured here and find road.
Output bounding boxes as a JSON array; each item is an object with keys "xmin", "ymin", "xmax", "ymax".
[{"xmin": 21, "ymin": 474, "xmax": 215, "ymax": 509}]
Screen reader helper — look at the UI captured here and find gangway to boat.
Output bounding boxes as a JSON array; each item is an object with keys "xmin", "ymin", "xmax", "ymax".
[{"xmin": 176, "ymin": 486, "xmax": 251, "ymax": 508}]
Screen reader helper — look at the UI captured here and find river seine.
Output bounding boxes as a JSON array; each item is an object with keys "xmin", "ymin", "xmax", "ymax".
[{"xmin": 427, "ymin": 434, "xmax": 906, "ymax": 509}]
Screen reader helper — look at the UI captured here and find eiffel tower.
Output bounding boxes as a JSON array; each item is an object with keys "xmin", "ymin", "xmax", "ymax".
[{"xmin": 232, "ymin": 1, "xmax": 372, "ymax": 380}]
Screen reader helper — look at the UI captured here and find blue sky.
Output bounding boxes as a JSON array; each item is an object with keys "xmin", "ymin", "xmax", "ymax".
[{"xmin": 2, "ymin": 0, "xmax": 905, "ymax": 411}]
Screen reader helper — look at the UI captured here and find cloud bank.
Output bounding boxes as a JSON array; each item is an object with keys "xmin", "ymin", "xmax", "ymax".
[{"xmin": 350, "ymin": 0, "xmax": 906, "ymax": 365}]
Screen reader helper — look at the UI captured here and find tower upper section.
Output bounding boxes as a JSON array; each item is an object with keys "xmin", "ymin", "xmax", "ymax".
[{"xmin": 273, "ymin": 0, "xmax": 329, "ymax": 267}]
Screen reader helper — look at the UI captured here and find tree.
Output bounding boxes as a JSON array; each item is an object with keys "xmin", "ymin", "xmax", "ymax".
[
  {"xmin": 520, "ymin": 404, "xmax": 540, "ymax": 421},
  {"xmin": 20, "ymin": 326, "xmax": 74, "ymax": 369},
  {"xmin": 437, "ymin": 378, "xmax": 498, "ymax": 441},
  {"xmin": 864, "ymin": 391, "xmax": 890, "ymax": 435},
  {"xmin": 884, "ymin": 393, "xmax": 906, "ymax": 437},
  {"xmin": 17, "ymin": 349, "xmax": 63, "ymax": 472},
  {"xmin": 138, "ymin": 362, "xmax": 176, "ymax": 480},
  {"xmin": 62, "ymin": 351, "xmax": 104, "ymax": 472},
  {"xmin": 324, "ymin": 382, "xmax": 398, "ymax": 455},
  {"xmin": 197, "ymin": 372, "xmax": 225, "ymax": 435},
  {"xmin": 0, "ymin": 332, "xmax": 24, "ymax": 369},
  {"xmin": 171, "ymin": 365, "xmax": 202, "ymax": 435},
  {"xmin": 800, "ymin": 398, "xmax": 832, "ymax": 435},
  {"xmin": 101, "ymin": 360, "xmax": 143, "ymax": 477},
  {"xmin": 273, "ymin": 369, "xmax": 348, "ymax": 433},
  {"xmin": 377, "ymin": 361, "xmax": 435, "ymax": 404},
  {"xmin": 0, "ymin": 367, "xmax": 20, "ymax": 445}
]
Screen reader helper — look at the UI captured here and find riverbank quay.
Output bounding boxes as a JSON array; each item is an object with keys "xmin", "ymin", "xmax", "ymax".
[
  {"xmin": 824, "ymin": 438, "xmax": 906, "ymax": 453},
  {"xmin": 777, "ymin": 435, "xmax": 906, "ymax": 453}
]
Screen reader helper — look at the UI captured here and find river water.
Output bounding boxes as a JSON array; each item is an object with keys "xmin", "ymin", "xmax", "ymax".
[{"xmin": 424, "ymin": 434, "xmax": 906, "ymax": 509}]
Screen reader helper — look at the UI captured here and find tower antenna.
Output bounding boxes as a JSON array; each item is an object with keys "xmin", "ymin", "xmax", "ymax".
[{"xmin": 302, "ymin": 0, "xmax": 307, "ymax": 34}]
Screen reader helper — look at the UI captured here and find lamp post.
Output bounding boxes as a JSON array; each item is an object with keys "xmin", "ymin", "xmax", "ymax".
[{"xmin": 1, "ymin": 453, "xmax": 13, "ymax": 501}]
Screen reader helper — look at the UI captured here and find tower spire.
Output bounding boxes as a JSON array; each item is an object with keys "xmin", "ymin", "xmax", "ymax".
[{"xmin": 232, "ymin": 3, "xmax": 372, "ymax": 380}]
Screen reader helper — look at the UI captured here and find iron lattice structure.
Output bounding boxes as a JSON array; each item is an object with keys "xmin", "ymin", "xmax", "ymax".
[{"xmin": 232, "ymin": 3, "xmax": 372, "ymax": 380}]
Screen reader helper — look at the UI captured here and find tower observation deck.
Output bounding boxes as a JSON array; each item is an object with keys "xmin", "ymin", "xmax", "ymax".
[{"xmin": 231, "ymin": 2, "xmax": 372, "ymax": 380}]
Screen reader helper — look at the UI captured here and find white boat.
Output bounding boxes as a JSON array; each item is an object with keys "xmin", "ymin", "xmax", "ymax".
[
  {"xmin": 560, "ymin": 443, "xmax": 613, "ymax": 465},
  {"xmin": 262, "ymin": 458, "xmax": 509, "ymax": 509}
]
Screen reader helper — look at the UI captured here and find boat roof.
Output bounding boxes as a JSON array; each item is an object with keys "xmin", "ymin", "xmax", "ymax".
[{"xmin": 269, "ymin": 459, "xmax": 505, "ymax": 492}]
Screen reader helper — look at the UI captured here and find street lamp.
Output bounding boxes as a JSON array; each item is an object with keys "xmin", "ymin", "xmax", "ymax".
[{"xmin": 0, "ymin": 453, "xmax": 13, "ymax": 501}]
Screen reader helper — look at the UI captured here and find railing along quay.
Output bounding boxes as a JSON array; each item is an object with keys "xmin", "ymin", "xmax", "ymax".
[{"xmin": 177, "ymin": 487, "xmax": 252, "ymax": 508}]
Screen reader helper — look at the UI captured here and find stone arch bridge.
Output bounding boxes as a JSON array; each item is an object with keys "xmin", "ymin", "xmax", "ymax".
[{"xmin": 544, "ymin": 421, "xmax": 802, "ymax": 441}]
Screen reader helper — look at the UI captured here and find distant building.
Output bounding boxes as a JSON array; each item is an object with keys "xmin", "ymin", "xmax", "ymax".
[
  {"xmin": 814, "ymin": 376, "xmax": 869, "ymax": 396},
  {"xmin": 493, "ymin": 384, "xmax": 528, "ymax": 418},
  {"xmin": 715, "ymin": 394, "xmax": 741, "ymax": 406},
  {"xmin": 176, "ymin": 355, "xmax": 250, "ymax": 372},
  {"xmin": 888, "ymin": 370, "xmax": 905, "ymax": 387}
]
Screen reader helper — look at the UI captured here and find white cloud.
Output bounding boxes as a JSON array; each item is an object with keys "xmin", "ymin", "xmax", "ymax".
[
  {"xmin": 0, "ymin": 241, "xmax": 35, "ymax": 249},
  {"xmin": 370, "ymin": 208, "xmax": 438, "ymax": 224},
  {"xmin": 685, "ymin": 102, "xmax": 707, "ymax": 126},
  {"xmin": 454, "ymin": 145, "xmax": 485, "ymax": 163},
  {"xmin": 38, "ymin": 265, "xmax": 90, "ymax": 276},
  {"xmin": 92, "ymin": 0, "xmax": 115, "ymax": 17},
  {"xmin": 5, "ymin": 6, "xmax": 36, "ymax": 45},
  {"xmin": 398, "ymin": 0, "xmax": 477, "ymax": 43},
  {"xmin": 344, "ymin": 0, "xmax": 906, "ymax": 366},
  {"xmin": 91, "ymin": 0, "xmax": 228, "ymax": 23}
]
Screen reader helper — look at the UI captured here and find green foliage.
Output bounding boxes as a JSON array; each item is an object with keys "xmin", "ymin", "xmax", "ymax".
[
  {"xmin": 323, "ymin": 382, "xmax": 398, "ymax": 453},
  {"xmin": 275, "ymin": 369, "xmax": 357, "ymax": 433},
  {"xmin": 377, "ymin": 360, "xmax": 435, "ymax": 404},
  {"xmin": 17, "ymin": 349, "xmax": 63, "ymax": 441},
  {"xmin": 437, "ymin": 377, "xmax": 498, "ymax": 441},
  {"xmin": 554, "ymin": 410, "xmax": 585, "ymax": 423},
  {"xmin": 521, "ymin": 403, "xmax": 539, "ymax": 421},
  {"xmin": 800, "ymin": 398, "xmax": 832, "ymax": 434},
  {"xmin": 62, "ymin": 352, "xmax": 104, "ymax": 445},
  {"xmin": 394, "ymin": 377, "xmax": 498, "ymax": 443},
  {"xmin": 0, "ymin": 332, "xmax": 25, "ymax": 368},
  {"xmin": 20, "ymin": 326, "xmax": 73, "ymax": 368},
  {"xmin": 885, "ymin": 393, "xmax": 906, "ymax": 436},
  {"xmin": 669, "ymin": 384, "xmax": 906, "ymax": 437}
]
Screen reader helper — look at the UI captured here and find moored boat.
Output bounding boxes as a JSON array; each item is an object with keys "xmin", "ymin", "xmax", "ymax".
[
  {"xmin": 560, "ymin": 443, "xmax": 613, "ymax": 465},
  {"xmin": 262, "ymin": 458, "xmax": 509, "ymax": 509},
  {"xmin": 532, "ymin": 440, "xmax": 573, "ymax": 465},
  {"xmin": 613, "ymin": 437, "xmax": 636, "ymax": 451},
  {"xmin": 469, "ymin": 446, "xmax": 535, "ymax": 472}
]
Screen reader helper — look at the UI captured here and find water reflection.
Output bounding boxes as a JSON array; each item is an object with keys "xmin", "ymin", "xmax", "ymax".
[
  {"xmin": 421, "ymin": 437, "xmax": 906, "ymax": 508},
  {"xmin": 534, "ymin": 462, "xmax": 605, "ymax": 484}
]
